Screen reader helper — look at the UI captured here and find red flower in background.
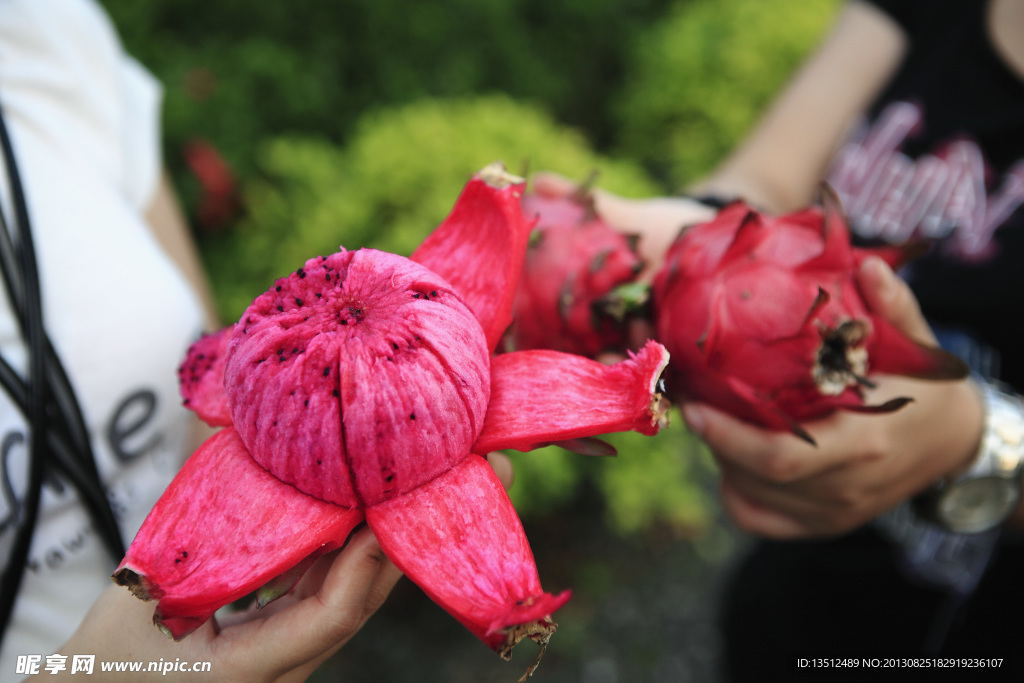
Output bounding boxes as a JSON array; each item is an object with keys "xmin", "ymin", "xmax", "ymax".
[
  {"xmin": 183, "ymin": 138, "xmax": 241, "ymax": 231},
  {"xmin": 651, "ymin": 187, "xmax": 966, "ymax": 443},
  {"xmin": 114, "ymin": 164, "xmax": 670, "ymax": 663}
]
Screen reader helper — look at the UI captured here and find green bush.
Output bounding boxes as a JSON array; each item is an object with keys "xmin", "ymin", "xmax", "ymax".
[
  {"xmin": 593, "ymin": 424, "xmax": 714, "ymax": 535},
  {"xmin": 201, "ymin": 94, "xmax": 660, "ymax": 321},
  {"xmin": 509, "ymin": 412, "xmax": 715, "ymax": 535},
  {"xmin": 101, "ymin": 0, "xmax": 671, "ymax": 210},
  {"xmin": 103, "ymin": 0, "xmax": 838, "ymax": 214},
  {"xmin": 615, "ymin": 0, "xmax": 841, "ymax": 187}
]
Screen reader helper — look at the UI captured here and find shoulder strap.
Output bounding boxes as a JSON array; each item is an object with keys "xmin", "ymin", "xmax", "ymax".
[{"xmin": 0, "ymin": 102, "xmax": 124, "ymax": 643}]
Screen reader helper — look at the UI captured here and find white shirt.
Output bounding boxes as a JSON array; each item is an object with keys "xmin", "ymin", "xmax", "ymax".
[{"xmin": 0, "ymin": 0, "xmax": 205, "ymax": 674}]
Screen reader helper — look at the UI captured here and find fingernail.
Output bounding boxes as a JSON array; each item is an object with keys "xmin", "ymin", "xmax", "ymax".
[
  {"xmin": 682, "ymin": 403, "xmax": 706, "ymax": 438},
  {"xmin": 861, "ymin": 256, "xmax": 895, "ymax": 300}
]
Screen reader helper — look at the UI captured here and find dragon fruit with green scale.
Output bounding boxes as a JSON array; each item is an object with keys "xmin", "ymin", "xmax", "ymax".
[
  {"xmin": 651, "ymin": 187, "xmax": 967, "ymax": 444},
  {"xmin": 508, "ymin": 190, "xmax": 645, "ymax": 357},
  {"xmin": 115, "ymin": 163, "xmax": 670, "ymax": 665}
]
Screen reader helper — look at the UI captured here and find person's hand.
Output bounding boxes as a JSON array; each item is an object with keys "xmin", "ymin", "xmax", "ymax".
[
  {"xmin": 45, "ymin": 452, "xmax": 514, "ymax": 682},
  {"xmin": 47, "ymin": 527, "xmax": 399, "ymax": 683},
  {"xmin": 682, "ymin": 257, "xmax": 985, "ymax": 539},
  {"xmin": 530, "ymin": 172, "xmax": 717, "ymax": 278}
]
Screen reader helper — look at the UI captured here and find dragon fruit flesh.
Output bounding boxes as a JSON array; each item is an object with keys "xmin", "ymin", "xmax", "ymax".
[
  {"xmin": 509, "ymin": 191, "xmax": 645, "ymax": 357},
  {"xmin": 115, "ymin": 163, "xmax": 670, "ymax": 663},
  {"xmin": 651, "ymin": 187, "xmax": 967, "ymax": 443}
]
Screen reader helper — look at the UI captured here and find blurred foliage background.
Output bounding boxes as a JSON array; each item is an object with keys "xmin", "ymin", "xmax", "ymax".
[{"xmin": 101, "ymin": 0, "xmax": 839, "ymax": 679}]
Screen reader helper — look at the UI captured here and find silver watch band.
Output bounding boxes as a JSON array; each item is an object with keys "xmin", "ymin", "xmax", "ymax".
[{"xmin": 921, "ymin": 382, "xmax": 1024, "ymax": 534}]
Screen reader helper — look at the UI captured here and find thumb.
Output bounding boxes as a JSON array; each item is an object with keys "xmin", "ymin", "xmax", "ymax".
[{"xmin": 857, "ymin": 256, "xmax": 937, "ymax": 344}]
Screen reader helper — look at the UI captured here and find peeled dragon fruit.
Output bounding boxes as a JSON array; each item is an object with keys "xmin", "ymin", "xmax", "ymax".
[
  {"xmin": 116, "ymin": 163, "xmax": 670, "ymax": 665},
  {"xmin": 651, "ymin": 187, "xmax": 967, "ymax": 443},
  {"xmin": 508, "ymin": 190, "xmax": 645, "ymax": 357}
]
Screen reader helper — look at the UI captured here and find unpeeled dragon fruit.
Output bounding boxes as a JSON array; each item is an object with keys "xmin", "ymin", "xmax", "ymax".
[
  {"xmin": 651, "ymin": 187, "xmax": 967, "ymax": 443},
  {"xmin": 115, "ymin": 163, "xmax": 670, "ymax": 669},
  {"xmin": 509, "ymin": 190, "xmax": 645, "ymax": 357}
]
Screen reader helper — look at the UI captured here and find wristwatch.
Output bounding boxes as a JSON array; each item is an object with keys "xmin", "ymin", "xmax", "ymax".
[{"xmin": 918, "ymin": 382, "xmax": 1024, "ymax": 534}]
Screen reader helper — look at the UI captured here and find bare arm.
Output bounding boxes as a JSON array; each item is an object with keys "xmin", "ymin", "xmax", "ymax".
[
  {"xmin": 692, "ymin": 0, "xmax": 908, "ymax": 212},
  {"xmin": 143, "ymin": 170, "xmax": 221, "ymax": 452},
  {"xmin": 144, "ymin": 170, "xmax": 220, "ymax": 332}
]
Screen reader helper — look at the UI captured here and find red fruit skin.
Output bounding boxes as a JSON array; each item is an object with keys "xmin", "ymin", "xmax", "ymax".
[
  {"xmin": 113, "ymin": 428, "xmax": 363, "ymax": 640},
  {"xmin": 475, "ymin": 339, "xmax": 670, "ymax": 454},
  {"xmin": 652, "ymin": 191, "xmax": 967, "ymax": 439},
  {"xmin": 412, "ymin": 164, "xmax": 535, "ymax": 353},
  {"xmin": 366, "ymin": 454, "xmax": 570, "ymax": 658},
  {"xmin": 511, "ymin": 193, "xmax": 643, "ymax": 357}
]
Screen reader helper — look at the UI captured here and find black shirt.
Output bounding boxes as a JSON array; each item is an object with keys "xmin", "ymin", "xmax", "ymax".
[{"xmin": 828, "ymin": 0, "xmax": 1024, "ymax": 386}]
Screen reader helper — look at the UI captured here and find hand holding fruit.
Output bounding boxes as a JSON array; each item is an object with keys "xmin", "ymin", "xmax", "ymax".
[
  {"xmin": 50, "ymin": 526, "xmax": 400, "ymax": 683},
  {"xmin": 523, "ymin": 174, "xmax": 981, "ymax": 539},
  {"xmin": 682, "ymin": 256, "xmax": 984, "ymax": 539},
  {"xmin": 48, "ymin": 451, "xmax": 514, "ymax": 683}
]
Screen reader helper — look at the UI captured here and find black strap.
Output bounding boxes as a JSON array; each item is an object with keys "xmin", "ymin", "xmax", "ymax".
[
  {"xmin": 675, "ymin": 192, "xmax": 736, "ymax": 210},
  {"xmin": 0, "ymin": 102, "xmax": 124, "ymax": 642}
]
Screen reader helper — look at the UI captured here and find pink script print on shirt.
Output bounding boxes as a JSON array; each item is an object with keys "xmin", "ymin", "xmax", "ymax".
[{"xmin": 829, "ymin": 101, "xmax": 1024, "ymax": 262}]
